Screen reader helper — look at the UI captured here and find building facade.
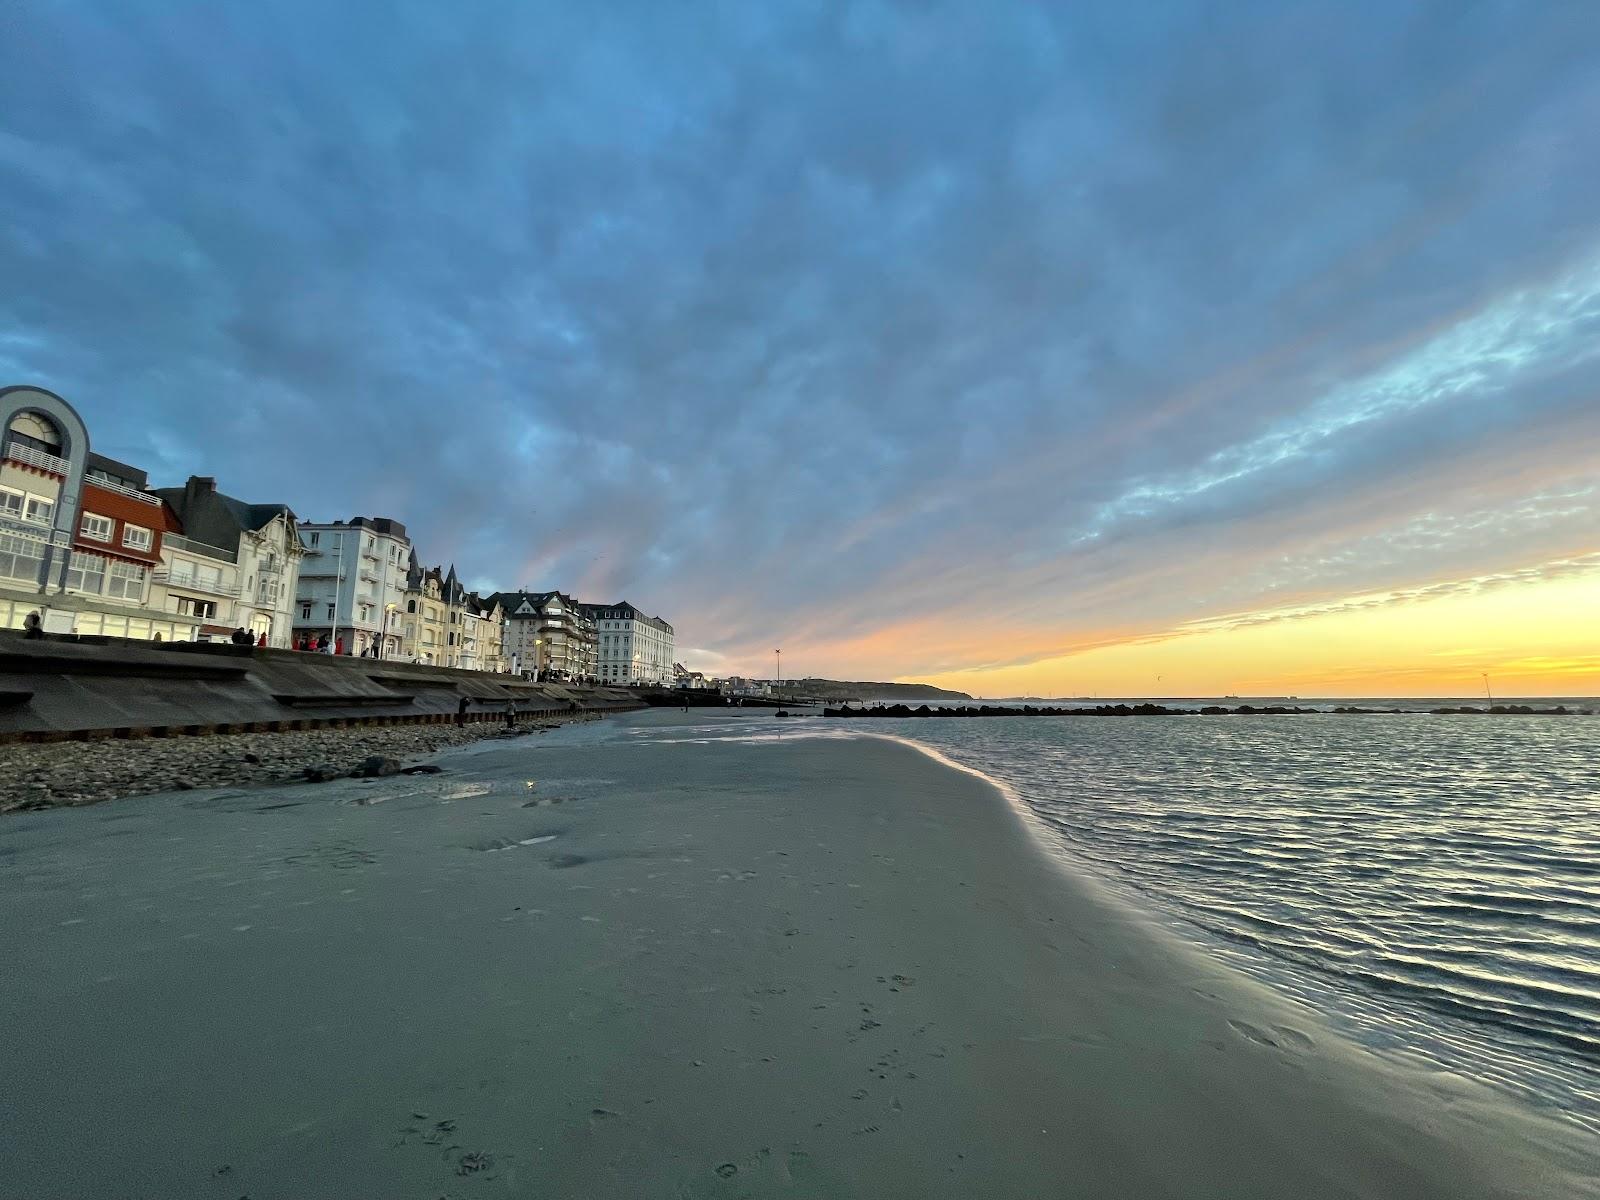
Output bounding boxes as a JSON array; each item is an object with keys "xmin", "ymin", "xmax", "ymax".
[
  {"xmin": 584, "ymin": 601, "xmax": 675, "ymax": 685},
  {"xmin": 0, "ymin": 385, "xmax": 90, "ymax": 627},
  {"xmin": 0, "ymin": 386, "xmax": 197, "ymax": 641},
  {"xmin": 61, "ymin": 453, "xmax": 178, "ymax": 636},
  {"xmin": 489, "ymin": 590, "xmax": 596, "ymax": 680},
  {"xmin": 294, "ymin": 517, "xmax": 412, "ymax": 656},
  {"xmin": 148, "ymin": 476, "xmax": 303, "ymax": 645},
  {"xmin": 458, "ymin": 592, "xmax": 507, "ymax": 673},
  {"xmin": 401, "ymin": 557, "xmax": 448, "ymax": 664}
]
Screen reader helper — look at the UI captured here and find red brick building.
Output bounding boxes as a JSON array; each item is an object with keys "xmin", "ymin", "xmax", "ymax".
[{"xmin": 66, "ymin": 453, "xmax": 177, "ymax": 609}]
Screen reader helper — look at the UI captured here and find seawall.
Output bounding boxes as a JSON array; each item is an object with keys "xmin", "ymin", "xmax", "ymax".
[{"xmin": 0, "ymin": 632, "xmax": 645, "ymax": 743}]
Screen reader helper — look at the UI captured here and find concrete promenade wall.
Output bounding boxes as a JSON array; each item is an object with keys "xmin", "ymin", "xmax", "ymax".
[{"xmin": 0, "ymin": 632, "xmax": 645, "ymax": 742}]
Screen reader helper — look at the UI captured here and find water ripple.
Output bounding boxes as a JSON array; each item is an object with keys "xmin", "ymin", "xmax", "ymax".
[{"xmin": 896, "ymin": 714, "xmax": 1600, "ymax": 1128}]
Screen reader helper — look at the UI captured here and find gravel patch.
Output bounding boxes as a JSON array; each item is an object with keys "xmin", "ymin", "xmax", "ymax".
[{"xmin": 0, "ymin": 714, "xmax": 597, "ymax": 812}]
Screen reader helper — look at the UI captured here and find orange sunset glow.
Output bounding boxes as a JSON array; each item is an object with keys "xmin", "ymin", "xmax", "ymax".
[{"xmin": 911, "ymin": 568, "xmax": 1600, "ymax": 699}]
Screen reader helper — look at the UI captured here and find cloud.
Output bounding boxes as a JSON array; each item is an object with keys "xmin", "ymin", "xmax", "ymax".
[{"xmin": 2, "ymin": 0, "xmax": 1599, "ymax": 679}]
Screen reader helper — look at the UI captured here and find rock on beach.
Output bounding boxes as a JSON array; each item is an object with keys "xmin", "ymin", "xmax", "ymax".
[{"xmin": 0, "ymin": 714, "xmax": 596, "ymax": 812}]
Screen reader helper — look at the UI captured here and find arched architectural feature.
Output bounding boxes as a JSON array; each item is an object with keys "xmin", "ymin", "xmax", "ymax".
[
  {"xmin": 0, "ymin": 385, "xmax": 92, "ymax": 596},
  {"xmin": 7, "ymin": 411, "xmax": 65, "ymax": 453}
]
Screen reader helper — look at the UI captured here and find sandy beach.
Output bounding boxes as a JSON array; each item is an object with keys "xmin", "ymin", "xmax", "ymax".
[{"xmin": 1, "ymin": 709, "xmax": 1594, "ymax": 1199}]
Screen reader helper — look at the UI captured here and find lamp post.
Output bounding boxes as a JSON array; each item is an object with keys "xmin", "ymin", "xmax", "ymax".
[
  {"xmin": 534, "ymin": 637, "xmax": 544, "ymax": 682},
  {"xmin": 775, "ymin": 648, "xmax": 781, "ymax": 692},
  {"xmin": 380, "ymin": 602, "xmax": 396, "ymax": 660}
]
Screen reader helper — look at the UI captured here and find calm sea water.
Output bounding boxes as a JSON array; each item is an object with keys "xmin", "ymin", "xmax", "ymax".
[
  {"xmin": 894, "ymin": 713, "xmax": 1600, "ymax": 1128},
  {"xmin": 658, "ymin": 709, "xmax": 1600, "ymax": 1128}
]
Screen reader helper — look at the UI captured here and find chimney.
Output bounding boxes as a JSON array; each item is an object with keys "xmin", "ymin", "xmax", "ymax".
[{"xmin": 186, "ymin": 476, "xmax": 217, "ymax": 504}]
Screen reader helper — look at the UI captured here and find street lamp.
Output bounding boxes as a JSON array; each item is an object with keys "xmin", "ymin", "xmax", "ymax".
[
  {"xmin": 534, "ymin": 637, "xmax": 543, "ymax": 682},
  {"xmin": 380, "ymin": 602, "xmax": 397, "ymax": 660}
]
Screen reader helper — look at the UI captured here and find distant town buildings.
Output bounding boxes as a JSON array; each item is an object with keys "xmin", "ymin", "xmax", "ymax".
[
  {"xmin": 1, "ymin": 383, "xmax": 679, "ymax": 680},
  {"xmin": 674, "ymin": 663, "xmax": 709, "ymax": 688}
]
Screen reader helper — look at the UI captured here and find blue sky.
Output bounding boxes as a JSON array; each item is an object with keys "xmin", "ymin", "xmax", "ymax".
[{"xmin": 3, "ymin": 1, "xmax": 1598, "ymax": 683}]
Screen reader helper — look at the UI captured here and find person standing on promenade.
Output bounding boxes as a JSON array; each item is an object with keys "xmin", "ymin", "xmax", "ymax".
[
  {"xmin": 457, "ymin": 696, "xmax": 470, "ymax": 725},
  {"xmin": 23, "ymin": 611, "xmax": 43, "ymax": 639},
  {"xmin": 505, "ymin": 699, "xmax": 518, "ymax": 729},
  {"xmin": 257, "ymin": 632, "xmax": 266, "ymax": 648},
  {"xmin": 335, "ymin": 636, "xmax": 344, "ymax": 656}
]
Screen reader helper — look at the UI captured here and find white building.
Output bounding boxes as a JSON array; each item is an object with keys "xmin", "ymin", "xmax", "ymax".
[
  {"xmin": 488, "ymin": 589, "xmax": 596, "ymax": 680},
  {"xmin": 148, "ymin": 476, "xmax": 303, "ymax": 646},
  {"xmin": 583, "ymin": 601, "xmax": 675, "ymax": 685},
  {"xmin": 294, "ymin": 517, "xmax": 412, "ymax": 656}
]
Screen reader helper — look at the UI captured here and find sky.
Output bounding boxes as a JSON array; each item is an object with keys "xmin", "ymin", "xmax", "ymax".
[{"xmin": 2, "ymin": 1, "xmax": 1598, "ymax": 697}]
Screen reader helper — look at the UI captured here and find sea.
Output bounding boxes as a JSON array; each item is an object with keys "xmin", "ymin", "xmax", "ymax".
[{"xmin": 675, "ymin": 701, "xmax": 1600, "ymax": 1131}]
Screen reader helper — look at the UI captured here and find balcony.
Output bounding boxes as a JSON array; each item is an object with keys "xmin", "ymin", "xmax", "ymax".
[
  {"xmin": 86, "ymin": 474, "xmax": 163, "ymax": 507},
  {"xmin": 154, "ymin": 567, "xmax": 241, "ymax": 597},
  {"xmin": 163, "ymin": 534, "xmax": 237, "ymax": 564},
  {"xmin": 3, "ymin": 440, "xmax": 70, "ymax": 476}
]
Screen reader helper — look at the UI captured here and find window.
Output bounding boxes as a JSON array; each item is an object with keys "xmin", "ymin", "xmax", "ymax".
[
  {"xmin": 326, "ymin": 604, "xmax": 335, "ymax": 620},
  {"xmin": 407, "ymin": 599, "xmax": 416, "ymax": 613},
  {"xmin": 175, "ymin": 597, "xmax": 218, "ymax": 619},
  {"xmin": 65, "ymin": 551, "xmax": 106, "ymax": 594},
  {"xmin": 358, "ymin": 604, "xmax": 373, "ymax": 622},
  {"xmin": 122, "ymin": 524, "xmax": 152, "ymax": 551},
  {"xmin": 0, "ymin": 489, "xmax": 22, "ymax": 518},
  {"xmin": 106, "ymin": 560, "xmax": 146, "ymax": 600},
  {"xmin": 81, "ymin": 513, "xmax": 113, "ymax": 542},
  {"xmin": 24, "ymin": 496, "xmax": 53, "ymax": 524},
  {"xmin": 301, "ymin": 603, "xmax": 312, "ymax": 620},
  {"xmin": 0, "ymin": 532, "xmax": 44, "ymax": 581},
  {"xmin": 7, "ymin": 412, "xmax": 62, "ymax": 451}
]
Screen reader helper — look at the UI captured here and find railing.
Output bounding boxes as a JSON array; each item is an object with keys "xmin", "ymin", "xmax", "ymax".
[
  {"xmin": 163, "ymin": 534, "xmax": 237, "ymax": 564},
  {"xmin": 0, "ymin": 509, "xmax": 52, "ymax": 532},
  {"xmin": 2, "ymin": 440, "xmax": 70, "ymax": 476},
  {"xmin": 153, "ymin": 567, "xmax": 241, "ymax": 597},
  {"xmin": 85, "ymin": 474, "xmax": 163, "ymax": 506}
]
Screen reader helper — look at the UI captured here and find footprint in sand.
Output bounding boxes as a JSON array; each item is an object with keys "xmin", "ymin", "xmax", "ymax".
[
  {"xmin": 688, "ymin": 1147, "xmax": 824, "ymax": 1195},
  {"xmin": 1228, "ymin": 1019, "xmax": 1315, "ymax": 1052}
]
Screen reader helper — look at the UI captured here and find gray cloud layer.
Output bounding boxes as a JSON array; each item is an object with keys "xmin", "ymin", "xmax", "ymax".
[{"xmin": 3, "ymin": 1, "xmax": 1598, "ymax": 676}]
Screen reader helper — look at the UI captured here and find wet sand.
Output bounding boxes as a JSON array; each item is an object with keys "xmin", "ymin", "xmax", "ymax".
[{"xmin": 1, "ymin": 709, "xmax": 1594, "ymax": 1198}]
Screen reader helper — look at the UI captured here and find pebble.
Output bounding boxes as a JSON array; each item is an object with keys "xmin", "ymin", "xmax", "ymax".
[{"xmin": 0, "ymin": 715, "xmax": 596, "ymax": 812}]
